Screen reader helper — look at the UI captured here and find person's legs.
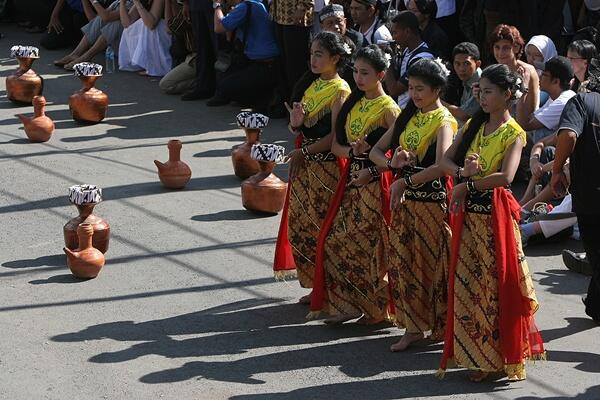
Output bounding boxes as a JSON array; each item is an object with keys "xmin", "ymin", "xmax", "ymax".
[
  {"xmin": 182, "ymin": 4, "xmax": 216, "ymax": 99},
  {"xmin": 280, "ymin": 24, "xmax": 309, "ymax": 103},
  {"xmin": 159, "ymin": 55, "xmax": 196, "ymax": 94},
  {"xmin": 55, "ymin": 15, "xmax": 103, "ymax": 64},
  {"xmin": 580, "ymin": 218, "xmax": 600, "ymax": 322},
  {"xmin": 64, "ymin": 34, "xmax": 107, "ymax": 69},
  {"xmin": 216, "ymin": 61, "xmax": 276, "ymax": 110}
]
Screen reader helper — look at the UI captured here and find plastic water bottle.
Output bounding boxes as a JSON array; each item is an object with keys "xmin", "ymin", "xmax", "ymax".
[{"xmin": 105, "ymin": 45, "xmax": 115, "ymax": 73}]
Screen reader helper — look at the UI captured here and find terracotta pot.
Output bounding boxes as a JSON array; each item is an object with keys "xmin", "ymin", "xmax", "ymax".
[
  {"xmin": 18, "ymin": 96, "xmax": 54, "ymax": 142},
  {"xmin": 69, "ymin": 75, "xmax": 108, "ymax": 123},
  {"xmin": 6, "ymin": 57, "xmax": 43, "ymax": 104},
  {"xmin": 154, "ymin": 140, "xmax": 192, "ymax": 189},
  {"xmin": 231, "ymin": 129, "xmax": 261, "ymax": 179},
  {"xmin": 64, "ymin": 223, "xmax": 105, "ymax": 279},
  {"xmin": 241, "ymin": 161, "xmax": 287, "ymax": 214},
  {"xmin": 64, "ymin": 203, "xmax": 110, "ymax": 254}
]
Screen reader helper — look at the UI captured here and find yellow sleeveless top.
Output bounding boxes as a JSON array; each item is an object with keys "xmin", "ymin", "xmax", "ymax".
[
  {"xmin": 465, "ymin": 117, "xmax": 526, "ymax": 180},
  {"xmin": 345, "ymin": 94, "xmax": 400, "ymax": 143},
  {"xmin": 399, "ymin": 106, "xmax": 457, "ymax": 162},
  {"xmin": 302, "ymin": 77, "xmax": 351, "ymax": 128}
]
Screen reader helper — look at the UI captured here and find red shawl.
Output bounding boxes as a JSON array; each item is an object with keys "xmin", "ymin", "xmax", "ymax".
[
  {"xmin": 439, "ymin": 187, "xmax": 544, "ymax": 371},
  {"xmin": 272, "ymin": 135, "xmax": 304, "ymax": 278},
  {"xmin": 310, "ymin": 160, "xmax": 393, "ymax": 313}
]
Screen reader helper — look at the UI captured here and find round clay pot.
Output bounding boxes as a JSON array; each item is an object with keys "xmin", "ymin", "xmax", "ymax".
[
  {"xmin": 231, "ymin": 129, "xmax": 260, "ymax": 179},
  {"xmin": 6, "ymin": 57, "xmax": 43, "ymax": 104},
  {"xmin": 64, "ymin": 223, "xmax": 106, "ymax": 279},
  {"xmin": 154, "ymin": 139, "xmax": 192, "ymax": 189},
  {"xmin": 18, "ymin": 96, "xmax": 54, "ymax": 142},
  {"xmin": 241, "ymin": 161, "xmax": 287, "ymax": 214},
  {"xmin": 64, "ymin": 203, "xmax": 110, "ymax": 254},
  {"xmin": 69, "ymin": 75, "xmax": 108, "ymax": 123}
]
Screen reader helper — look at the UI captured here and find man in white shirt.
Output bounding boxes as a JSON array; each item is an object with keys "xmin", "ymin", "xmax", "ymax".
[
  {"xmin": 350, "ymin": 0, "xmax": 392, "ymax": 45},
  {"xmin": 384, "ymin": 11, "xmax": 434, "ymax": 108},
  {"xmin": 516, "ymin": 56, "xmax": 576, "ymax": 143}
]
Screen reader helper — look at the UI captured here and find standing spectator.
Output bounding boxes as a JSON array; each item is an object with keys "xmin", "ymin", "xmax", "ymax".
[
  {"xmin": 405, "ymin": 0, "xmax": 450, "ymax": 59},
  {"xmin": 551, "ymin": 87, "xmax": 600, "ymax": 323},
  {"xmin": 350, "ymin": 0, "xmax": 392, "ymax": 45},
  {"xmin": 271, "ymin": 0, "xmax": 314, "ymax": 104},
  {"xmin": 320, "ymin": 3, "xmax": 365, "ymax": 49},
  {"xmin": 179, "ymin": 0, "xmax": 218, "ymax": 100},
  {"xmin": 443, "ymin": 41, "xmax": 481, "ymax": 124},
  {"xmin": 42, "ymin": 0, "xmax": 92, "ymax": 50},
  {"xmin": 210, "ymin": 0, "xmax": 280, "ymax": 111},
  {"xmin": 384, "ymin": 11, "xmax": 434, "ymax": 108},
  {"xmin": 119, "ymin": 0, "xmax": 172, "ymax": 77}
]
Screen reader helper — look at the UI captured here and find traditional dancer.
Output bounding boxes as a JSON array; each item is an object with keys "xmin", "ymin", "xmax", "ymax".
[
  {"xmin": 273, "ymin": 32, "xmax": 352, "ymax": 303},
  {"xmin": 438, "ymin": 64, "xmax": 545, "ymax": 382},
  {"xmin": 309, "ymin": 45, "xmax": 400, "ymax": 324},
  {"xmin": 369, "ymin": 58, "xmax": 457, "ymax": 351}
]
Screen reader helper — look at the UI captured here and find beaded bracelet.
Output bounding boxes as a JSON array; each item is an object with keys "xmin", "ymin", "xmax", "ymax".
[
  {"xmin": 301, "ymin": 146, "xmax": 311, "ymax": 158},
  {"xmin": 455, "ymin": 167, "xmax": 463, "ymax": 182},
  {"xmin": 404, "ymin": 174, "xmax": 414, "ymax": 188},
  {"xmin": 368, "ymin": 166, "xmax": 380, "ymax": 179},
  {"xmin": 466, "ymin": 178, "xmax": 478, "ymax": 194},
  {"xmin": 348, "ymin": 147, "xmax": 354, "ymax": 158}
]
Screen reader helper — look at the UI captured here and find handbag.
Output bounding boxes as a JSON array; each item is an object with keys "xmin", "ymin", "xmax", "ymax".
[{"xmin": 214, "ymin": 1, "xmax": 253, "ymax": 73}]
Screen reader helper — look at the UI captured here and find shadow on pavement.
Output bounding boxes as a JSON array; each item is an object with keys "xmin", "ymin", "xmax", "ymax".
[
  {"xmin": 536, "ymin": 269, "xmax": 589, "ymax": 296},
  {"xmin": 191, "ymin": 209, "xmax": 275, "ymax": 222}
]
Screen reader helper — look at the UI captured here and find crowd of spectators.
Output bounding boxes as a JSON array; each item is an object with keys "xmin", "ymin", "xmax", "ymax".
[{"xmin": 1, "ymin": 0, "xmax": 599, "ymax": 313}]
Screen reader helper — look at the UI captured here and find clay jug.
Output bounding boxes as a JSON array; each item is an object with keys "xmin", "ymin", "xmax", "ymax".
[
  {"xmin": 241, "ymin": 160, "xmax": 287, "ymax": 214},
  {"xmin": 64, "ymin": 223, "xmax": 105, "ymax": 279},
  {"xmin": 69, "ymin": 75, "xmax": 108, "ymax": 123},
  {"xmin": 6, "ymin": 56, "xmax": 43, "ymax": 104},
  {"xmin": 154, "ymin": 140, "xmax": 192, "ymax": 189},
  {"xmin": 18, "ymin": 96, "xmax": 54, "ymax": 142},
  {"xmin": 64, "ymin": 185, "xmax": 110, "ymax": 253},
  {"xmin": 232, "ymin": 129, "xmax": 261, "ymax": 179}
]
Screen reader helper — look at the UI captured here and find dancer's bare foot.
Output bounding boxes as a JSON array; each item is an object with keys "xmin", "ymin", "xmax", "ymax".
[
  {"xmin": 298, "ymin": 293, "xmax": 311, "ymax": 305},
  {"xmin": 390, "ymin": 332, "xmax": 424, "ymax": 352},
  {"xmin": 324, "ymin": 313, "xmax": 361, "ymax": 324},
  {"xmin": 468, "ymin": 371, "xmax": 489, "ymax": 382},
  {"xmin": 54, "ymin": 55, "xmax": 76, "ymax": 67},
  {"xmin": 356, "ymin": 315, "xmax": 384, "ymax": 325}
]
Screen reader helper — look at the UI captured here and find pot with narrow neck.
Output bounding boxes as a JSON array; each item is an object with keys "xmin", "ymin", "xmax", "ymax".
[
  {"xmin": 64, "ymin": 223, "xmax": 105, "ymax": 279},
  {"xmin": 18, "ymin": 95, "xmax": 54, "ymax": 142},
  {"xmin": 6, "ymin": 57, "xmax": 43, "ymax": 104},
  {"xmin": 241, "ymin": 160, "xmax": 287, "ymax": 214},
  {"xmin": 69, "ymin": 75, "xmax": 109, "ymax": 123},
  {"xmin": 232, "ymin": 129, "xmax": 261, "ymax": 179},
  {"xmin": 154, "ymin": 140, "xmax": 192, "ymax": 189}
]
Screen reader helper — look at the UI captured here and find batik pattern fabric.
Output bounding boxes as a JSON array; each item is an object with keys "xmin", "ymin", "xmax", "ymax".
[
  {"xmin": 288, "ymin": 152, "xmax": 339, "ymax": 287},
  {"xmin": 389, "ymin": 107, "xmax": 456, "ymax": 338},
  {"xmin": 311, "ymin": 95, "xmax": 399, "ymax": 320}
]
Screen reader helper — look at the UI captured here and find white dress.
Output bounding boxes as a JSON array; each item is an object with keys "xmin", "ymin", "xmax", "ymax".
[{"xmin": 118, "ymin": 18, "xmax": 172, "ymax": 77}]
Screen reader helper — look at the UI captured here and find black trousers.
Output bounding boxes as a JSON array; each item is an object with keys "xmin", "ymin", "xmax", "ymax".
[
  {"xmin": 274, "ymin": 23, "xmax": 310, "ymax": 103},
  {"xmin": 579, "ymin": 216, "xmax": 600, "ymax": 322},
  {"xmin": 40, "ymin": 5, "xmax": 87, "ymax": 50},
  {"xmin": 14, "ymin": 0, "xmax": 53, "ymax": 26},
  {"xmin": 190, "ymin": 2, "xmax": 217, "ymax": 96},
  {"xmin": 217, "ymin": 60, "xmax": 277, "ymax": 109}
]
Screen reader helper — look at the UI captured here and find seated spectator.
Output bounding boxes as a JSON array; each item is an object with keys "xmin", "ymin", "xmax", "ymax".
[
  {"xmin": 489, "ymin": 24, "xmax": 540, "ymax": 119},
  {"xmin": 442, "ymin": 41, "xmax": 481, "ymax": 124},
  {"xmin": 349, "ymin": 0, "xmax": 391, "ymax": 45},
  {"xmin": 520, "ymin": 193, "xmax": 579, "ymax": 247},
  {"xmin": 54, "ymin": 0, "xmax": 135, "ymax": 70},
  {"xmin": 525, "ymin": 34, "xmax": 558, "ymax": 106},
  {"xmin": 404, "ymin": 0, "xmax": 450, "ymax": 60},
  {"xmin": 159, "ymin": 0, "xmax": 196, "ymax": 94},
  {"xmin": 567, "ymin": 39, "xmax": 598, "ymax": 92},
  {"xmin": 384, "ymin": 11, "xmax": 433, "ymax": 108},
  {"xmin": 119, "ymin": 0, "xmax": 172, "ymax": 77},
  {"xmin": 42, "ymin": 0, "xmax": 92, "ymax": 50},
  {"xmin": 517, "ymin": 56, "xmax": 576, "ymax": 143},
  {"xmin": 210, "ymin": 0, "xmax": 279, "ymax": 111},
  {"xmin": 320, "ymin": 3, "xmax": 364, "ymax": 49}
]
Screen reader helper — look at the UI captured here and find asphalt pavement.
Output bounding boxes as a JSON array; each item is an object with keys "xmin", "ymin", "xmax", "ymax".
[{"xmin": 0, "ymin": 24, "xmax": 599, "ymax": 400}]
